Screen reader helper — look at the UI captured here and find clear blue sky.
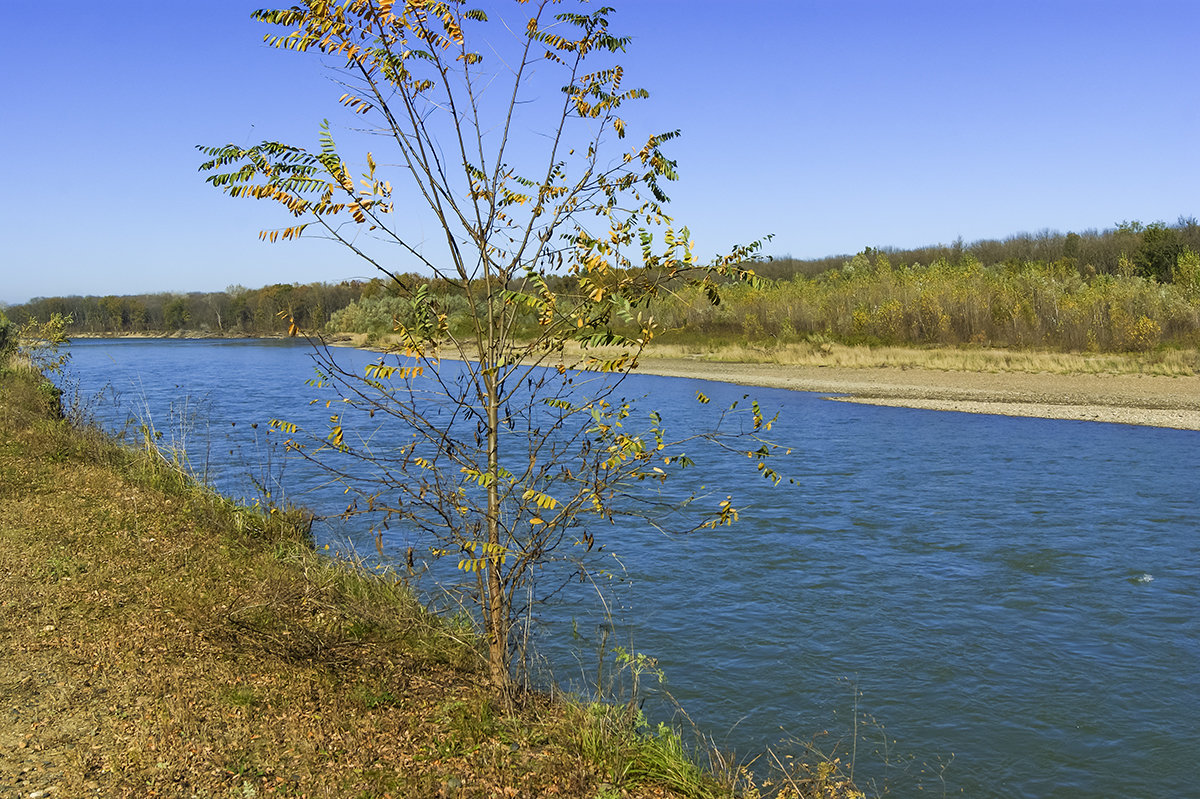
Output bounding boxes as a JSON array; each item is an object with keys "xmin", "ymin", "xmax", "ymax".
[{"xmin": 3, "ymin": 0, "xmax": 1197, "ymax": 305}]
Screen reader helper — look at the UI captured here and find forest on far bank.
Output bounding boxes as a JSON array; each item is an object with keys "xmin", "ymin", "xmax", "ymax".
[{"xmin": 5, "ymin": 218, "xmax": 1200, "ymax": 352}]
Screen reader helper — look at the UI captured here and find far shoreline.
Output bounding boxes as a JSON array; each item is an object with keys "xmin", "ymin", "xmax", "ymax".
[{"xmin": 70, "ymin": 332, "xmax": 1200, "ymax": 431}]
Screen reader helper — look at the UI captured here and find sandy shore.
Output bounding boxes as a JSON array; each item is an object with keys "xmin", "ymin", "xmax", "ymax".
[{"xmin": 635, "ymin": 357, "xmax": 1200, "ymax": 431}]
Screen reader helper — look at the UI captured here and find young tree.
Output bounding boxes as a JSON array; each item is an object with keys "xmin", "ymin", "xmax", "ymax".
[
  {"xmin": 199, "ymin": 0, "xmax": 781, "ymax": 688},
  {"xmin": 1136, "ymin": 222, "xmax": 1183, "ymax": 282},
  {"xmin": 1, "ymin": 312, "xmax": 73, "ymax": 374}
]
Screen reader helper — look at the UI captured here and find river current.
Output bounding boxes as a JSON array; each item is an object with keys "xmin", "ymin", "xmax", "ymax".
[{"xmin": 62, "ymin": 338, "xmax": 1199, "ymax": 798}]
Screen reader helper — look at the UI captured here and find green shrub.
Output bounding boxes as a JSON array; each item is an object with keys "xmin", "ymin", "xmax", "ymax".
[
  {"xmin": 1175, "ymin": 250, "xmax": 1200, "ymax": 301},
  {"xmin": 0, "ymin": 311, "xmax": 16, "ymax": 366}
]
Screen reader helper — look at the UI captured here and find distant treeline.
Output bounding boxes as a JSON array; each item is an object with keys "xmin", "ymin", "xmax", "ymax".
[
  {"xmin": 4, "ymin": 281, "xmax": 367, "ymax": 336},
  {"xmin": 758, "ymin": 217, "xmax": 1200, "ymax": 282},
  {"xmin": 5, "ymin": 218, "xmax": 1200, "ymax": 352}
]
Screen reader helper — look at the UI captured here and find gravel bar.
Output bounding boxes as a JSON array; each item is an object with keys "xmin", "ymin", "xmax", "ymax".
[{"xmin": 635, "ymin": 358, "xmax": 1200, "ymax": 431}]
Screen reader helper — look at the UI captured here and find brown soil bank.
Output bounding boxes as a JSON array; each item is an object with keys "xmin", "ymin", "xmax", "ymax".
[{"xmin": 636, "ymin": 357, "xmax": 1200, "ymax": 431}]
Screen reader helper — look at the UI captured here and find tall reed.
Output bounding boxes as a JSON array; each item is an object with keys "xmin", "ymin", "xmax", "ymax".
[{"xmin": 651, "ymin": 252, "xmax": 1200, "ymax": 352}]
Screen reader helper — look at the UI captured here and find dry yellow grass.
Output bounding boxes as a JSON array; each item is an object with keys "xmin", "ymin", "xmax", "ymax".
[
  {"xmin": 328, "ymin": 330, "xmax": 1200, "ymax": 377},
  {"xmin": 641, "ymin": 340, "xmax": 1200, "ymax": 377}
]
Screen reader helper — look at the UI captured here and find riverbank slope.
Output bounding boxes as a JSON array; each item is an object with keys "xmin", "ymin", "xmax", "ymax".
[{"xmin": 0, "ymin": 365, "xmax": 758, "ymax": 798}]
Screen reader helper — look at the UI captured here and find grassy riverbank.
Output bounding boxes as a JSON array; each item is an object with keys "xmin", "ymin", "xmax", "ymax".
[{"xmin": 7, "ymin": 363, "xmax": 854, "ymax": 798}]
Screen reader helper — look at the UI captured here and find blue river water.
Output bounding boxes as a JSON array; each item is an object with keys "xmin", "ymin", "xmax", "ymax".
[{"xmin": 61, "ymin": 338, "xmax": 1199, "ymax": 797}]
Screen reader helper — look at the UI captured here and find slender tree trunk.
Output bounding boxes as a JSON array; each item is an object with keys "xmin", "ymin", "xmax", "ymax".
[{"xmin": 484, "ymin": 366, "xmax": 509, "ymax": 688}]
